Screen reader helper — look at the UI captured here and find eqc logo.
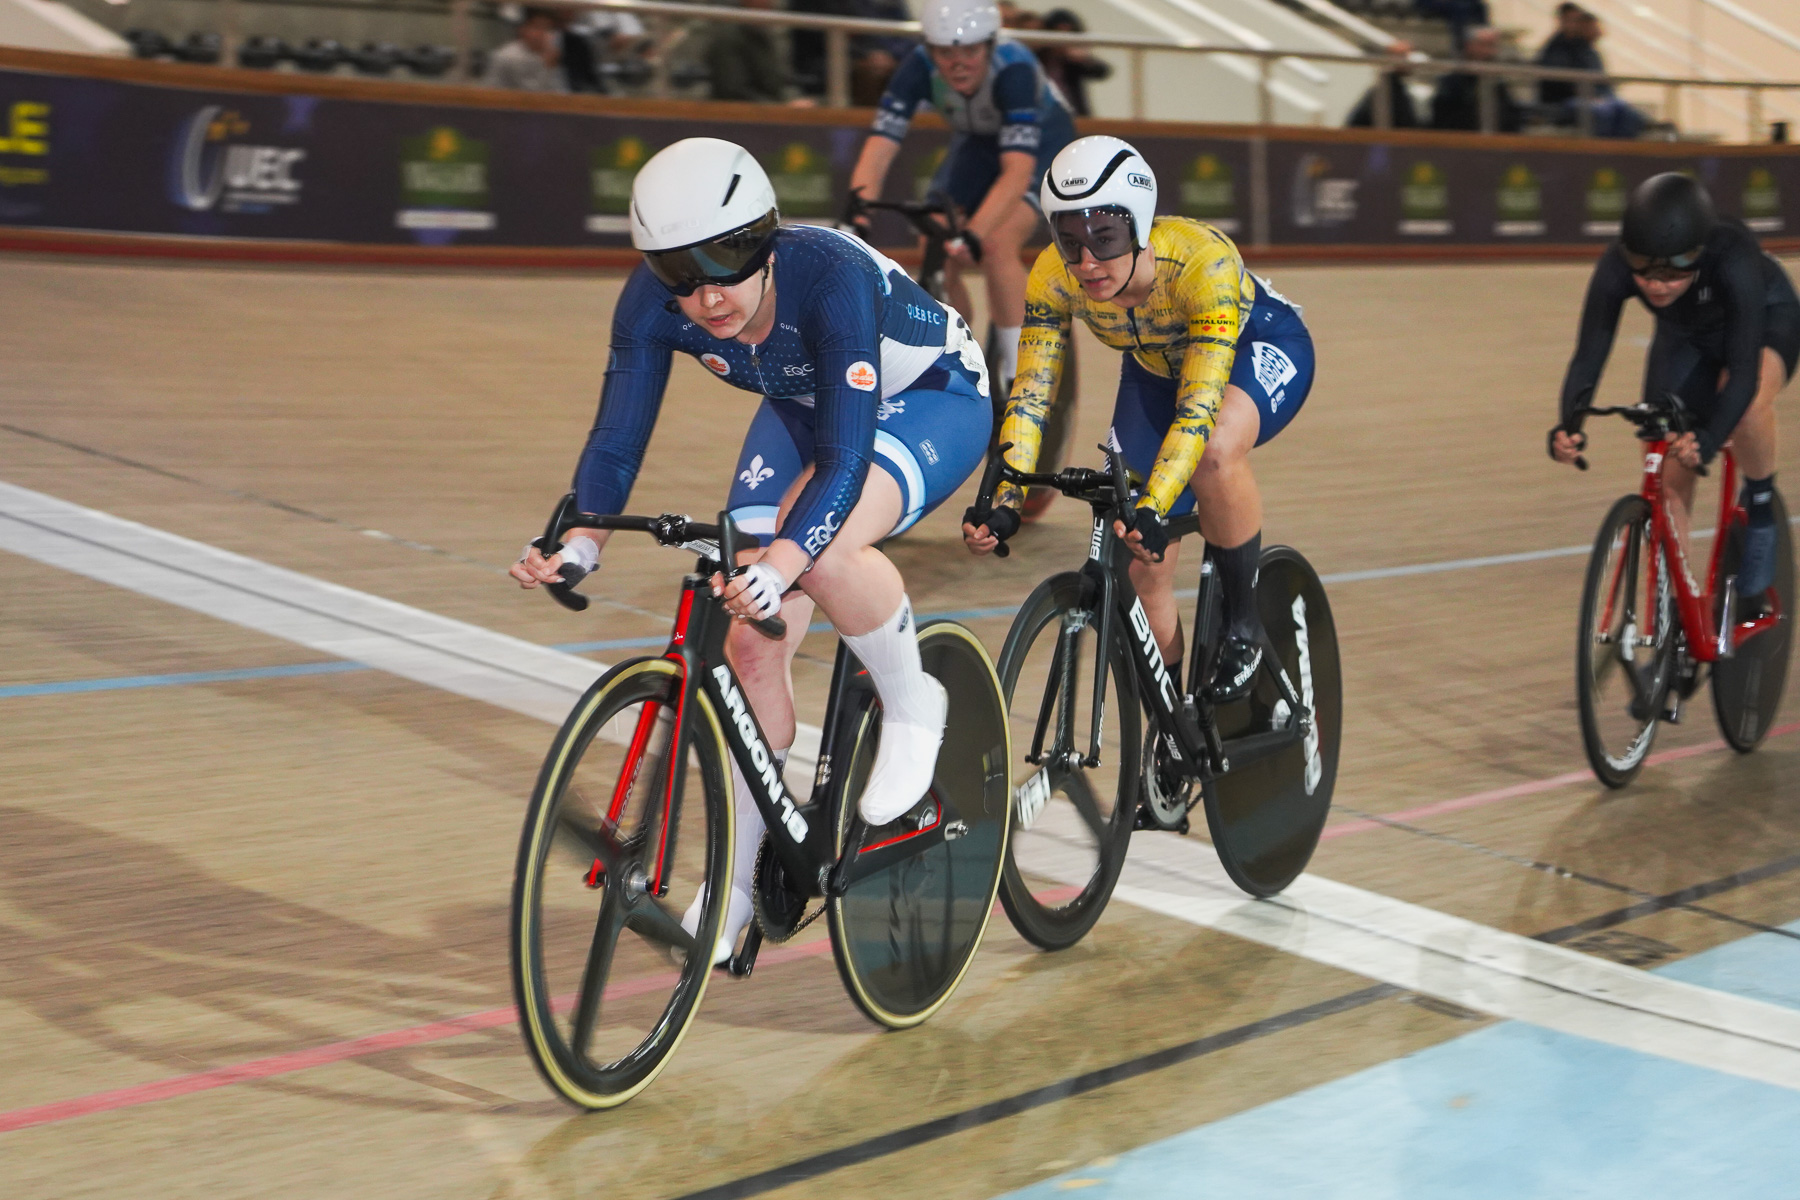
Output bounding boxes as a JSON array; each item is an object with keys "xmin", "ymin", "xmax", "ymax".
[
  {"xmin": 711, "ymin": 665, "xmax": 809, "ymax": 842},
  {"xmin": 170, "ymin": 106, "xmax": 304, "ymax": 214}
]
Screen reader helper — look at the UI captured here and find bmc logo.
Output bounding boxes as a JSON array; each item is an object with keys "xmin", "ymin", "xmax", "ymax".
[
  {"xmin": 701, "ymin": 353, "xmax": 730, "ymax": 376},
  {"xmin": 845, "ymin": 361, "xmax": 877, "ymax": 391}
]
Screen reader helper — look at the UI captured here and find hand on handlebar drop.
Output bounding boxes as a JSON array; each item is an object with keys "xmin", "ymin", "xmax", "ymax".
[
  {"xmin": 1668, "ymin": 431, "xmax": 1703, "ymax": 471},
  {"xmin": 712, "ymin": 559, "xmax": 789, "ymax": 622},
  {"xmin": 1114, "ymin": 508, "xmax": 1170, "ymax": 564},
  {"xmin": 511, "ymin": 532, "xmax": 600, "ymax": 589},
  {"xmin": 961, "ymin": 503, "xmax": 1020, "ymax": 556},
  {"xmin": 1548, "ymin": 427, "xmax": 1587, "ymax": 467}
]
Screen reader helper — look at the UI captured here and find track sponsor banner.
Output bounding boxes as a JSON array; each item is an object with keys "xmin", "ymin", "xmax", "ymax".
[
  {"xmin": 1266, "ymin": 140, "xmax": 1800, "ymax": 245},
  {"xmin": 0, "ymin": 64, "xmax": 1796, "ymax": 252}
]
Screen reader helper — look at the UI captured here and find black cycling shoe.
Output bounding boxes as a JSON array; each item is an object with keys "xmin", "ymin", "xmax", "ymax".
[
  {"xmin": 1738, "ymin": 523, "xmax": 1777, "ymax": 600},
  {"xmin": 1204, "ymin": 635, "xmax": 1263, "ymax": 704}
]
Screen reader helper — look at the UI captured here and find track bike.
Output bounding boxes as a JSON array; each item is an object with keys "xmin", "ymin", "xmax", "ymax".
[
  {"xmin": 509, "ymin": 495, "xmax": 1011, "ymax": 1108},
  {"xmin": 1572, "ymin": 394, "xmax": 1793, "ymax": 787},
  {"xmin": 968, "ymin": 446, "xmax": 1342, "ymax": 949},
  {"xmin": 847, "ymin": 190, "xmax": 1077, "ymax": 520}
]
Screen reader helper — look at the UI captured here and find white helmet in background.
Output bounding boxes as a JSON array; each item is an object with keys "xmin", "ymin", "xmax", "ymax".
[
  {"xmin": 629, "ymin": 138, "xmax": 780, "ymax": 293},
  {"xmin": 1039, "ymin": 136, "xmax": 1158, "ymax": 252},
  {"xmin": 920, "ymin": 0, "xmax": 1001, "ymax": 46}
]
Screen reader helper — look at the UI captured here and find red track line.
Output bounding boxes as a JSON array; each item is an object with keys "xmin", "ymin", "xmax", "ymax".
[
  {"xmin": 1321, "ymin": 720, "xmax": 1800, "ymax": 841},
  {"xmin": 0, "ymin": 938, "xmax": 833, "ymax": 1135},
  {"xmin": 9, "ymin": 721, "xmax": 1799, "ymax": 1135}
]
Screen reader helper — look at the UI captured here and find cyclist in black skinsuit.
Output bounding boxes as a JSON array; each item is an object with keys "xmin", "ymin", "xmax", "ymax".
[{"xmin": 1550, "ymin": 173, "xmax": 1798, "ymax": 602}]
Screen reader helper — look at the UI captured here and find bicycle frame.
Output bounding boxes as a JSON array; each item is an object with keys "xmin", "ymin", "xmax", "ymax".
[
  {"xmin": 1012, "ymin": 473, "xmax": 1311, "ymax": 788},
  {"xmin": 1616, "ymin": 443, "xmax": 1782, "ymax": 663},
  {"xmin": 538, "ymin": 497, "xmax": 962, "ymax": 911}
]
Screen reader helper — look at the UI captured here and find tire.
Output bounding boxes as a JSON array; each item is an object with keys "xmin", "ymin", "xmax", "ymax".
[
  {"xmin": 828, "ymin": 621, "xmax": 1010, "ymax": 1028},
  {"xmin": 994, "ymin": 572, "xmax": 1139, "ymax": 950},
  {"xmin": 511, "ymin": 657, "xmax": 733, "ymax": 1109},
  {"xmin": 1712, "ymin": 488, "xmax": 1794, "ymax": 752},
  {"xmin": 1577, "ymin": 495, "xmax": 1678, "ymax": 787},
  {"xmin": 1201, "ymin": 545, "xmax": 1341, "ymax": 898}
]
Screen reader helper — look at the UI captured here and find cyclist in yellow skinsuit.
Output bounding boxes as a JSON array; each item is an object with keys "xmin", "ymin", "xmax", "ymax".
[{"xmin": 964, "ymin": 136, "xmax": 1315, "ymax": 701}]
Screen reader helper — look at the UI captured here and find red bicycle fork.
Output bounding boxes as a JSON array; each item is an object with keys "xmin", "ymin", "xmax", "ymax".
[{"xmin": 586, "ymin": 583, "xmax": 701, "ymax": 895}]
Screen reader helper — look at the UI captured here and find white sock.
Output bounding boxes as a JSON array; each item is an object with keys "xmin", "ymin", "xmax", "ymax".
[
  {"xmin": 729, "ymin": 747, "xmax": 780, "ymax": 890},
  {"xmin": 995, "ymin": 324, "xmax": 1022, "ymax": 387},
  {"xmin": 842, "ymin": 598, "xmax": 937, "ymax": 729}
]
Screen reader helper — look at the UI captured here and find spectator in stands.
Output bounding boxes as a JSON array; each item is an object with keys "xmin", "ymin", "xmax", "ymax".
[
  {"xmin": 1036, "ymin": 9, "xmax": 1111, "ymax": 118},
  {"xmin": 707, "ymin": 0, "xmax": 811, "ymax": 103},
  {"xmin": 486, "ymin": 7, "xmax": 565, "ymax": 91},
  {"xmin": 1346, "ymin": 41, "xmax": 1419, "ymax": 129},
  {"xmin": 1535, "ymin": 4, "xmax": 1644, "ymax": 137},
  {"xmin": 1414, "ymin": 0, "xmax": 1489, "ymax": 55},
  {"xmin": 1429, "ymin": 26, "xmax": 1521, "ymax": 132},
  {"xmin": 789, "ymin": 0, "xmax": 912, "ymax": 103}
]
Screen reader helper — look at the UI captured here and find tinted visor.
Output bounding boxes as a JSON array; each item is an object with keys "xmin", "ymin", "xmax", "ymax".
[
  {"xmin": 643, "ymin": 210, "xmax": 779, "ymax": 296},
  {"xmin": 1050, "ymin": 207, "xmax": 1137, "ymax": 265},
  {"xmin": 1621, "ymin": 242, "xmax": 1704, "ymax": 278}
]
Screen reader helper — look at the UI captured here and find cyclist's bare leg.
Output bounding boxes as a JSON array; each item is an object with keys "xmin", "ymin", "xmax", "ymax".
[
  {"xmin": 943, "ymin": 249, "xmax": 975, "ymax": 329},
  {"xmin": 1190, "ymin": 386, "xmax": 1264, "ymax": 549},
  {"xmin": 1127, "ymin": 387, "xmax": 1264, "ymax": 663},
  {"xmin": 1128, "ymin": 542, "xmax": 1186, "ymax": 667},
  {"xmin": 1665, "ymin": 346, "xmax": 1786, "ymax": 552}
]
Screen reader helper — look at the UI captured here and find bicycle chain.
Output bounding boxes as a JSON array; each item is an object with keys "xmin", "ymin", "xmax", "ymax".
[{"xmin": 751, "ymin": 837, "xmax": 826, "ymax": 944}]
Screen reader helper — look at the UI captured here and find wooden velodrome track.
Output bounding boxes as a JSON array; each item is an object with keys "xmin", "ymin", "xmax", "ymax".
[{"xmin": 1, "ymin": 248, "xmax": 1797, "ymax": 1197}]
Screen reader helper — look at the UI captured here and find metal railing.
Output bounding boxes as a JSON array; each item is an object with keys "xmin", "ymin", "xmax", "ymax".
[{"xmin": 443, "ymin": 0, "xmax": 1800, "ymax": 139}]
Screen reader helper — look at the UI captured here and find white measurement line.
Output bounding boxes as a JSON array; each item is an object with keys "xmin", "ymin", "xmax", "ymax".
[
  {"xmin": 1111, "ymin": 835, "xmax": 1800, "ymax": 1092},
  {"xmin": 8, "ymin": 476, "xmax": 1800, "ymax": 1085},
  {"xmin": 0, "ymin": 481, "xmax": 825, "ymax": 763}
]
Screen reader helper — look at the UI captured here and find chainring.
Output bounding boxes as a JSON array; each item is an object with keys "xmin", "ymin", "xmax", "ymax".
[
  {"xmin": 1138, "ymin": 729, "xmax": 1197, "ymax": 831},
  {"xmin": 752, "ymin": 836, "xmax": 822, "ymax": 943}
]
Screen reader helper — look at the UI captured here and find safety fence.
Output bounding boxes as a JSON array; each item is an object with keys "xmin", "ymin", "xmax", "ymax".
[{"xmin": 0, "ymin": 45, "xmax": 1796, "ymax": 266}]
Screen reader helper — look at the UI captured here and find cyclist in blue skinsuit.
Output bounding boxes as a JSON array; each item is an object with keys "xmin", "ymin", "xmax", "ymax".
[
  {"xmin": 847, "ymin": 0, "xmax": 1075, "ymax": 397},
  {"xmin": 511, "ymin": 138, "xmax": 991, "ymax": 964}
]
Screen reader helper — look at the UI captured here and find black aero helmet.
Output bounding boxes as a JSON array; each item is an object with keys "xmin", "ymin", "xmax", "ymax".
[{"xmin": 1620, "ymin": 172, "xmax": 1715, "ymax": 274}]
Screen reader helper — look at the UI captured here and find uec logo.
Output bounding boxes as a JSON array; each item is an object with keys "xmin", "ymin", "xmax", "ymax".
[{"xmin": 170, "ymin": 106, "xmax": 304, "ymax": 213}]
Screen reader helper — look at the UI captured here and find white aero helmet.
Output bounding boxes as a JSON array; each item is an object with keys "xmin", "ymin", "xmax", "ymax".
[
  {"xmin": 629, "ymin": 137, "xmax": 780, "ymax": 294},
  {"xmin": 1040, "ymin": 136, "xmax": 1158, "ymax": 264},
  {"xmin": 920, "ymin": 0, "xmax": 1001, "ymax": 46}
]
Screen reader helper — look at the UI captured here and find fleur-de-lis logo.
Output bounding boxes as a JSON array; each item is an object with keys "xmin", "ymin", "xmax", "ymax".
[
  {"xmin": 739, "ymin": 455, "xmax": 774, "ymax": 490},
  {"xmin": 876, "ymin": 397, "xmax": 904, "ymax": 421}
]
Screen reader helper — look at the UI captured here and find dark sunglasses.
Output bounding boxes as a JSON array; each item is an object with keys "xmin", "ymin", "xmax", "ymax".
[
  {"xmin": 1050, "ymin": 207, "xmax": 1137, "ymax": 265},
  {"xmin": 643, "ymin": 211, "xmax": 778, "ymax": 297},
  {"xmin": 1621, "ymin": 243, "xmax": 1703, "ymax": 279}
]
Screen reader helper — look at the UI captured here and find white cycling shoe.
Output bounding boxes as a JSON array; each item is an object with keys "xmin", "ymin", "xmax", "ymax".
[
  {"xmin": 858, "ymin": 677, "xmax": 948, "ymax": 827},
  {"xmin": 679, "ymin": 883, "xmax": 755, "ymax": 967}
]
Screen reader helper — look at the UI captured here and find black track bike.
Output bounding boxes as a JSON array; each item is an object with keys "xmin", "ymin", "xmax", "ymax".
[
  {"xmin": 510, "ymin": 496, "xmax": 1010, "ymax": 1108},
  {"xmin": 970, "ymin": 447, "xmax": 1342, "ymax": 949}
]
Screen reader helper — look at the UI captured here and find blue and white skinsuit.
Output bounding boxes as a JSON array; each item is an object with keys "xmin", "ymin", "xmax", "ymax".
[
  {"xmin": 871, "ymin": 39, "xmax": 1076, "ymax": 213},
  {"xmin": 575, "ymin": 224, "xmax": 992, "ymax": 553}
]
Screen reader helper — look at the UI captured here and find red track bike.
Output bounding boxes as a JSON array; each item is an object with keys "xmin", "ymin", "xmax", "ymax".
[{"xmin": 1573, "ymin": 395, "xmax": 1794, "ymax": 787}]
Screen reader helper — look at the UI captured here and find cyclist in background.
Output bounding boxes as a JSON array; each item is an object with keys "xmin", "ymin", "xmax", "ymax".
[
  {"xmin": 963, "ymin": 136, "xmax": 1315, "ymax": 704},
  {"xmin": 845, "ymin": 0, "xmax": 1075, "ymax": 400},
  {"xmin": 511, "ymin": 138, "xmax": 991, "ymax": 962},
  {"xmin": 1549, "ymin": 172, "xmax": 1796, "ymax": 605}
]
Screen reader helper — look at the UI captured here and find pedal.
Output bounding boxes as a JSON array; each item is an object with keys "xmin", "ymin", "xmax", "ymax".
[
  {"xmin": 726, "ymin": 923, "xmax": 763, "ymax": 978},
  {"xmin": 1662, "ymin": 690, "xmax": 1682, "ymax": 725}
]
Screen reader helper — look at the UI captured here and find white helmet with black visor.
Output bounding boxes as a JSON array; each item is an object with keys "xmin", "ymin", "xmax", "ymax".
[
  {"xmin": 1039, "ymin": 136, "xmax": 1158, "ymax": 291},
  {"xmin": 629, "ymin": 137, "xmax": 780, "ymax": 296}
]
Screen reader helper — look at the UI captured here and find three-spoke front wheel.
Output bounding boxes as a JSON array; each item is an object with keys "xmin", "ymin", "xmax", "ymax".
[
  {"xmin": 994, "ymin": 573, "xmax": 1140, "ymax": 951},
  {"xmin": 511, "ymin": 658, "xmax": 734, "ymax": 1109},
  {"xmin": 1577, "ymin": 494, "xmax": 1679, "ymax": 788}
]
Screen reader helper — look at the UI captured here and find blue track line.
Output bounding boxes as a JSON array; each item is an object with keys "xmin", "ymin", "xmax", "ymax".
[{"xmin": 12, "ymin": 522, "xmax": 1793, "ymax": 702}]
